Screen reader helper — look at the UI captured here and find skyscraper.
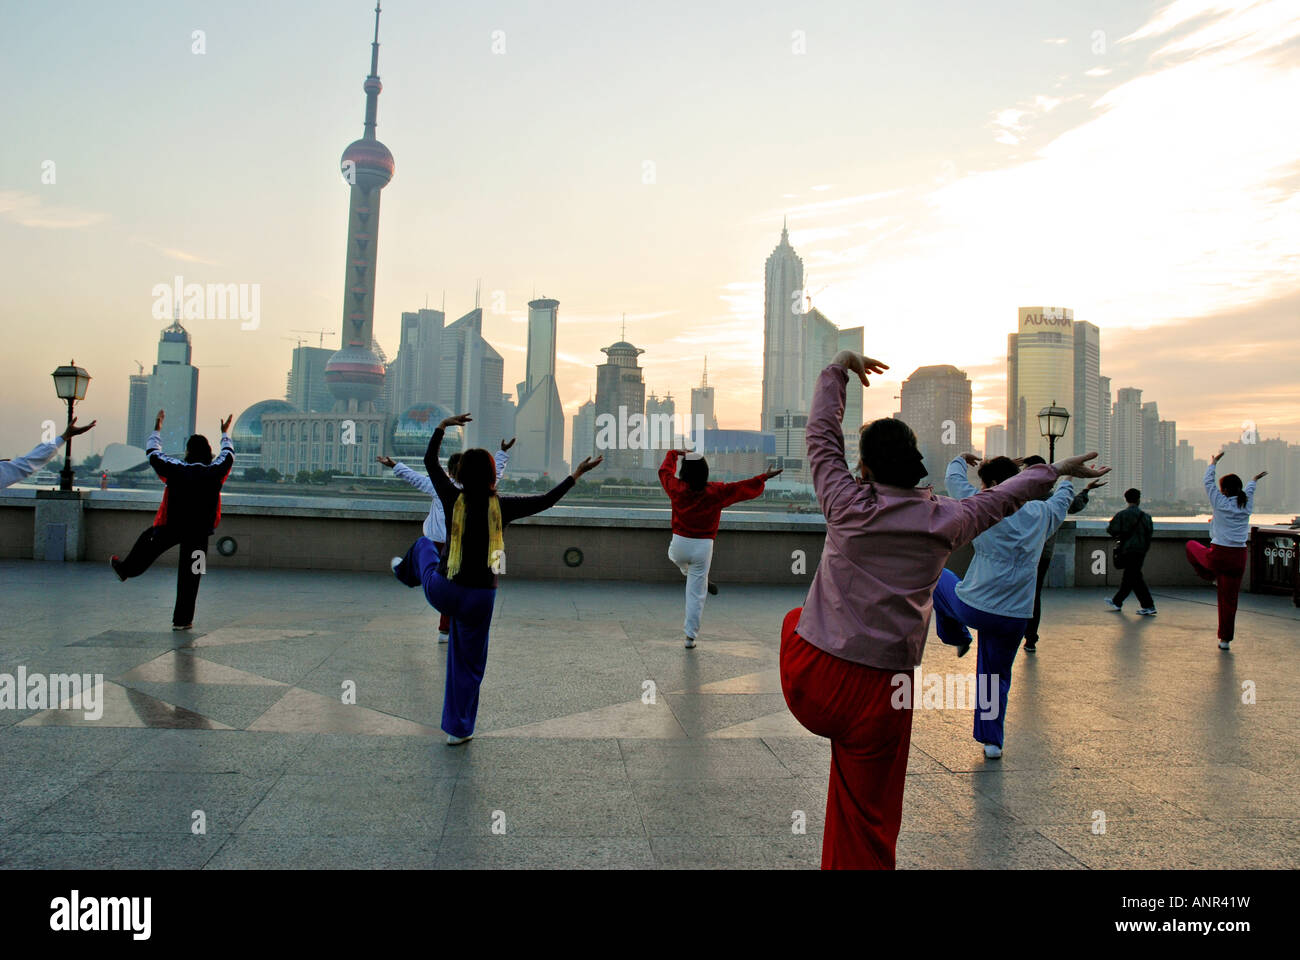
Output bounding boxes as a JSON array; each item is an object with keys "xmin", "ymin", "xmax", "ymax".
[
  {"xmin": 761, "ymin": 219, "xmax": 805, "ymax": 433},
  {"xmin": 643, "ymin": 391, "xmax": 677, "ymax": 468},
  {"xmin": 144, "ymin": 319, "xmax": 199, "ymax": 455},
  {"xmin": 126, "ymin": 368, "xmax": 149, "ymax": 448},
  {"xmin": 439, "ymin": 307, "xmax": 505, "ymax": 450},
  {"xmin": 690, "ymin": 357, "xmax": 718, "ymax": 433},
  {"xmin": 899, "ymin": 365, "xmax": 973, "ymax": 482},
  {"xmin": 285, "ymin": 346, "xmax": 335, "ymax": 414},
  {"xmin": 595, "ymin": 336, "xmax": 646, "ymax": 480},
  {"xmin": 1007, "ymin": 307, "xmax": 1075, "ymax": 458},
  {"xmin": 1073, "ymin": 321, "xmax": 1101, "ymax": 457},
  {"xmin": 1142, "ymin": 401, "xmax": 1177, "ymax": 502},
  {"xmin": 1112, "ymin": 387, "xmax": 1144, "ymax": 493},
  {"xmin": 984, "ymin": 425, "xmax": 1008, "ymax": 459},
  {"xmin": 1098, "ymin": 375, "xmax": 1113, "ymax": 468},
  {"xmin": 570, "ymin": 397, "xmax": 596, "ymax": 473},
  {"xmin": 513, "ymin": 298, "xmax": 565, "ymax": 476},
  {"xmin": 391, "ymin": 308, "xmax": 444, "ymax": 412}
]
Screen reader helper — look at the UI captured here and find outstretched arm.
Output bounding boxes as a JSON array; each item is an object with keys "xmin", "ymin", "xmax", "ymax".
[
  {"xmin": 718, "ymin": 472, "xmax": 771, "ymax": 508},
  {"xmin": 0, "ymin": 436, "xmax": 65, "ymax": 489},
  {"xmin": 946, "ymin": 453, "xmax": 1108, "ymax": 548},
  {"xmin": 385, "ymin": 458, "xmax": 436, "ymax": 496}
]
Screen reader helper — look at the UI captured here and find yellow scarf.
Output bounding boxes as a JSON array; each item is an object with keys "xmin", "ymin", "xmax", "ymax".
[{"xmin": 446, "ymin": 493, "xmax": 504, "ymax": 578}]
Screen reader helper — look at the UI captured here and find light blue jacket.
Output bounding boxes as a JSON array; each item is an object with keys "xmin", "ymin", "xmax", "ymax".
[
  {"xmin": 946, "ymin": 457, "xmax": 1075, "ymax": 619},
  {"xmin": 1205, "ymin": 463, "xmax": 1256, "ymax": 547}
]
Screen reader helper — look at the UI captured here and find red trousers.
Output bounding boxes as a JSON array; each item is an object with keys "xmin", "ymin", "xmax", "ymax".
[
  {"xmin": 1186, "ymin": 541, "xmax": 1248, "ymax": 641},
  {"xmin": 779, "ymin": 608, "xmax": 913, "ymax": 870}
]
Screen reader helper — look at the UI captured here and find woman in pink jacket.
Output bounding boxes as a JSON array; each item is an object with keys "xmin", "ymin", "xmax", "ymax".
[{"xmin": 780, "ymin": 350, "xmax": 1109, "ymax": 869}]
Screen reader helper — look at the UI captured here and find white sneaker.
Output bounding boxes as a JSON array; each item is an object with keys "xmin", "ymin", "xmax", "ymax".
[
  {"xmin": 1218, "ymin": 640, "xmax": 1231, "ymax": 651},
  {"xmin": 684, "ymin": 636, "xmax": 696, "ymax": 649},
  {"xmin": 446, "ymin": 733, "xmax": 473, "ymax": 745},
  {"xmin": 1104, "ymin": 599, "xmax": 1122, "ymax": 611},
  {"xmin": 983, "ymin": 743, "xmax": 1002, "ymax": 759},
  {"xmin": 1137, "ymin": 607, "xmax": 1157, "ymax": 616},
  {"xmin": 438, "ymin": 631, "xmax": 450, "ymax": 644},
  {"xmin": 390, "ymin": 556, "xmax": 402, "ymax": 571}
]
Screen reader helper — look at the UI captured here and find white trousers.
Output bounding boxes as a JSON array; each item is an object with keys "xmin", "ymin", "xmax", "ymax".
[{"xmin": 668, "ymin": 534, "xmax": 714, "ymax": 639}]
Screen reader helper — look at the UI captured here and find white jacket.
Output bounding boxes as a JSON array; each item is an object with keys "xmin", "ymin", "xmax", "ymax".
[
  {"xmin": 0, "ymin": 436, "xmax": 64, "ymax": 489},
  {"xmin": 392, "ymin": 450, "xmax": 509, "ymax": 541}
]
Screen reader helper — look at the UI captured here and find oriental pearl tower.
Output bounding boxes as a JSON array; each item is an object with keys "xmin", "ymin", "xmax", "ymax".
[{"xmin": 324, "ymin": 1, "xmax": 395, "ymax": 412}]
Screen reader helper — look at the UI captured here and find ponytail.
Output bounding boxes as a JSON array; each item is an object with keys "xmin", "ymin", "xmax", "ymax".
[{"xmin": 1220, "ymin": 473, "xmax": 1247, "ymax": 509}]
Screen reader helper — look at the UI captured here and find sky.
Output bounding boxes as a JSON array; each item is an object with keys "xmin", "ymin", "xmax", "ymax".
[{"xmin": 2, "ymin": 0, "xmax": 1298, "ymax": 461}]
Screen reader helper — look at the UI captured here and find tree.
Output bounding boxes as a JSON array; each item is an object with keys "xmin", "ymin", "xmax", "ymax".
[
  {"xmin": 243, "ymin": 466, "xmax": 267, "ymax": 483},
  {"xmin": 266, "ymin": 468, "xmax": 282, "ymax": 482},
  {"xmin": 295, "ymin": 470, "xmax": 311, "ymax": 485},
  {"xmin": 78, "ymin": 453, "xmax": 102, "ymax": 471}
]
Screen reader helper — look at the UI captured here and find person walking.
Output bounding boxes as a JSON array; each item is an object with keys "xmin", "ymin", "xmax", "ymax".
[
  {"xmin": 1186, "ymin": 452, "xmax": 1266, "ymax": 650},
  {"xmin": 0, "ymin": 417, "xmax": 96, "ymax": 489},
  {"xmin": 1104, "ymin": 488, "xmax": 1156, "ymax": 615},
  {"xmin": 778, "ymin": 350, "xmax": 1109, "ymax": 868},
  {"xmin": 931, "ymin": 453, "xmax": 1080, "ymax": 760},
  {"xmin": 110, "ymin": 409, "xmax": 234, "ymax": 630},
  {"xmin": 658, "ymin": 449, "xmax": 780, "ymax": 648},
  {"xmin": 379, "ymin": 436, "xmax": 512, "ymax": 642},
  {"xmin": 1019, "ymin": 454, "xmax": 1102, "ymax": 651},
  {"xmin": 393, "ymin": 412, "xmax": 602, "ymax": 744}
]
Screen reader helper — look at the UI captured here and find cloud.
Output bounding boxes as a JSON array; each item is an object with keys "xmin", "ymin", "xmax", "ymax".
[
  {"xmin": 0, "ymin": 191, "xmax": 107, "ymax": 229},
  {"xmin": 132, "ymin": 239, "xmax": 219, "ymax": 265}
]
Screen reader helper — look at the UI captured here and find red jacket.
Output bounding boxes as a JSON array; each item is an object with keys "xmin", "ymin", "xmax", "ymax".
[
  {"xmin": 148, "ymin": 433, "xmax": 235, "ymax": 534},
  {"xmin": 658, "ymin": 450, "xmax": 767, "ymax": 540}
]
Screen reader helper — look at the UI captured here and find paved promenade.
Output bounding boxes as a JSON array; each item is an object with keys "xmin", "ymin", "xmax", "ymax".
[{"xmin": 1, "ymin": 560, "xmax": 1296, "ymax": 869}]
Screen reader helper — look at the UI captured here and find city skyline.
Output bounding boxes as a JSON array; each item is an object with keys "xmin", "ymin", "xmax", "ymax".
[{"xmin": 3, "ymin": 0, "xmax": 1299, "ymax": 459}]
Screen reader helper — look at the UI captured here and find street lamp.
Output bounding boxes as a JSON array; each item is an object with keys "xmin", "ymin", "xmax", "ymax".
[
  {"xmin": 51, "ymin": 360, "xmax": 91, "ymax": 492},
  {"xmin": 1037, "ymin": 400, "xmax": 1070, "ymax": 462}
]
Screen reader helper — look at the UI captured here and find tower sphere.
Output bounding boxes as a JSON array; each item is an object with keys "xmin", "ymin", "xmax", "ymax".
[
  {"xmin": 324, "ymin": 342, "xmax": 385, "ymax": 404},
  {"xmin": 340, "ymin": 138, "xmax": 395, "ymax": 192}
]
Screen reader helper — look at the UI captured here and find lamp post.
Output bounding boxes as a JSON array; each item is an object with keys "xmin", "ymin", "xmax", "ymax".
[
  {"xmin": 1037, "ymin": 400, "xmax": 1070, "ymax": 463},
  {"xmin": 51, "ymin": 361, "xmax": 91, "ymax": 492}
]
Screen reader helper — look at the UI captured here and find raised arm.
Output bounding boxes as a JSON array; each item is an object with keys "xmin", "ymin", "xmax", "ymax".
[
  {"xmin": 425, "ymin": 423, "xmax": 460, "ymax": 507},
  {"xmin": 210, "ymin": 432, "xmax": 235, "ymax": 480},
  {"xmin": 946, "ymin": 455, "xmax": 979, "ymax": 501},
  {"xmin": 494, "ymin": 449, "xmax": 509, "ymax": 480},
  {"xmin": 1203, "ymin": 462, "xmax": 1230, "ymax": 511},
  {"xmin": 659, "ymin": 449, "xmax": 686, "ymax": 497}
]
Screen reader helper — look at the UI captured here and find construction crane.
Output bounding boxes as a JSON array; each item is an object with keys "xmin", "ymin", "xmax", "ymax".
[
  {"xmin": 134, "ymin": 361, "xmax": 144, "ymax": 376},
  {"xmin": 290, "ymin": 329, "xmax": 336, "ymax": 348}
]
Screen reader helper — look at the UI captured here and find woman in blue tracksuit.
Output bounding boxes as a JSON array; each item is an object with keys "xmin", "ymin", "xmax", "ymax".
[{"xmin": 931, "ymin": 453, "xmax": 1088, "ymax": 758}]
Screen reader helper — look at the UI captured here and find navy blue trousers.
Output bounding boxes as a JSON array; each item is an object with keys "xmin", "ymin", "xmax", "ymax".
[
  {"xmin": 398, "ymin": 537, "xmax": 498, "ymax": 738},
  {"xmin": 931, "ymin": 568, "xmax": 1028, "ymax": 749}
]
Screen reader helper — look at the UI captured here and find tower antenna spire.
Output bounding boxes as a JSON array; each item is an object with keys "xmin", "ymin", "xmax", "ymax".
[
  {"xmin": 361, "ymin": 1, "xmax": 384, "ymax": 139},
  {"xmin": 702, "ymin": 355, "xmax": 708, "ymax": 388},
  {"xmin": 621, "ymin": 312, "xmax": 627, "ymax": 340}
]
